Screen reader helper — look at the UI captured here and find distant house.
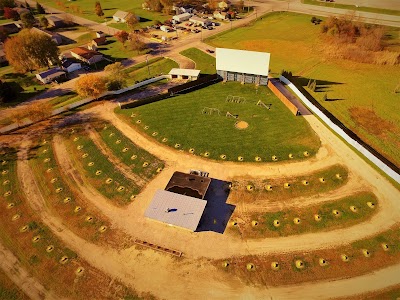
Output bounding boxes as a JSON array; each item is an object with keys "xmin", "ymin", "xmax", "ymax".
[
  {"xmin": 91, "ymin": 37, "xmax": 107, "ymax": 48},
  {"xmin": 160, "ymin": 25, "xmax": 172, "ymax": 32},
  {"xmin": 61, "ymin": 59, "xmax": 81, "ymax": 73},
  {"xmin": 31, "ymin": 27, "xmax": 63, "ymax": 45},
  {"xmin": 36, "ymin": 68, "xmax": 66, "ymax": 84},
  {"xmin": 70, "ymin": 47, "xmax": 103, "ymax": 65},
  {"xmin": 46, "ymin": 15, "xmax": 64, "ymax": 28},
  {"xmin": 0, "ymin": 23, "xmax": 21, "ymax": 34},
  {"xmin": 213, "ymin": 11, "xmax": 229, "ymax": 20},
  {"xmin": 172, "ymin": 12, "xmax": 191, "ymax": 23},
  {"xmin": 113, "ymin": 10, "xmax": 134, "ymax": 23},
  {"xmin": 0, "ymin": 48, "xmax": 7, "ymax": 64},
  {"xmin": 179, "ymin": 5, "xmax": 194, "ymax": 14},
  {"xmin": 96, "ymin": 31, "xmax": 106, "ymax": 38},
  {"xmin": 189, "ymin": 16, "xmax": 211, "ymax": 27},
  {"xmin": 218, "ymin": 1, "xmax": 229, "ymax": 9}
]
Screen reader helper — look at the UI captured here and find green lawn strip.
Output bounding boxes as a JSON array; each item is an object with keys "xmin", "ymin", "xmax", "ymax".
[
  {"xmin": 28, "ymin": 138, "xmax": 109, "ymax": 242},
  {"xmin": 0, "ymin": 269, "xmax": 28, "ymax": 300},
  {"xmin": 66, "ymin": 132, "xmax": 139, "ymax": 205},
  {"xmin": 39, "ymin": 0, "xmax": 170, "ymax": 26},
  {"xmin": 94, "ymin": 123, "xmax": 164, "ymax": 180},
  {"xmin": 116, "ymin": 81, "xmax": 320, "ymax": 162},
  {"xmin": 236, "ymin": 164, "xmax": 348, "ymax": 200},
  {"xmin": 124, "ymin": 57, "xmax": 178, "ymax": 85},
  {"xmin": 301, "ymin": 0, "xmax": 400, "ymax": 16},
  {"xmin": 179, "ymin": 48, "xmax": 216, "ymax": 74},
  {"xmin": 257, "ymin": 192, "xmax": 377, "ymax": 237},
  {"xmin": 48, "ymin": 92, "xmax": 82, "ymax": 109},
  {"xmin": 205, "ymin": 11, "xmax": 400, "ymax": 167}
]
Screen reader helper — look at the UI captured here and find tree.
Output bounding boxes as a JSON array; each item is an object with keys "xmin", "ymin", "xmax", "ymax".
[
  {"xmin": 20, "ymin": 12, "xmax": 36, "ymax": 28},
  {"xmin": 104, "ymin": 62, "xmax": 126, "ymax": 90},
  {"xmin": 236, "ymin": 0, "xmax": 244, "ymax": 13},
  {"xmin": 39, "ymin": 16, "xmax": 49, "ymax": 28},
  {"xmin": 128, "ymin": 33, "xmax": 147, "ymax": 53},
  {"xmin": 3, "ymin": 7, "xmax": 19, "ymax": 20},
  {"xmin": 0, "ymin": 0, "xmax": 15, "ymax": 9},
  {"xmin": 0, "ymin": 27, "xmax": 8, "ymax": 42},
  {"xmin": 36, "ymin": 2, "xmax": 45, "ymax": 14},
  {"xmin": 4, "ymin": 29, "xmax": 59, "ymax": 73},
  {"xmin": 126, "ymin": 13, "xmax": 139, "ymax": 31},
  {"xmin": 114, "ymin": 30, "xmax": 129, "ymax": 46},
  {"xmin": 24, "ymin": 1, "xmax": 31, "ymax": 10},
  {"xmin": 145, "ymin": 0, "xmax": 162, "ymax": 12},
  {"xmin": 94, "ymin": 1, "xmax": 104, "ymax": 17},
  {"xmin": 159, "ymin": 0, "xmax": 172, "ymax": 14},
  {"xmin": 75, "ymin": 74, "xmax": 107, "ymax": 99}
]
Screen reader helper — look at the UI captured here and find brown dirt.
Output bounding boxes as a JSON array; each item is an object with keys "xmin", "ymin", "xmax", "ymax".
[{"xmin": 235, "ymin": 120, "xmax": 249, "ymax": 129}]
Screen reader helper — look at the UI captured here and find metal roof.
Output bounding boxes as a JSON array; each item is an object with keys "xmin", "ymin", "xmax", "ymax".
[
  {"xmin": 216, "ymin": 48, "xmax": 270, "ymax": 76},
  {"xmin": 169, "ymin": 68, "xmax": 200, "ymax": 77},
  {"xmin": 145, "ymin": 190, "xmax": 207, "ymax": 231}
]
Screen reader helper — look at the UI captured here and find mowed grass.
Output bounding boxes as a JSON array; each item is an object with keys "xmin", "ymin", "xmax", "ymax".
[
  {"xmin": 0, "ymin": 270, "xmax": 28, "ymax": 300},
  {"xmin": 39, "ymin": 0, "xmax": 170, "ymax": 26},
  {"xmin": 206, "ymin": 12, "xmax": 400, "ymax": 167},
  {"xmin": 117, "ymin": 81, "xmax": 321, "ymax": 162},
  {"xmin": 66, "ymin": 132, "xmax": 140, "ymax": 205},
  {"xmin": 124, "ymin": 57, "xmax": 178, "ymax": 85},
  {"xmin": 180, "ymin": 48, "xmax": 216, "ymax": 74},
  {"xmin": 95, "ymin": 123, "xmax": 164, "ymax": 178}
]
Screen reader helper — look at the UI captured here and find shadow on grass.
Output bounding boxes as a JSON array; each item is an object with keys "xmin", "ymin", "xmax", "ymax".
[{"xmin": 196, "ymin": 178, "xmax": 235, "ymax": 234}]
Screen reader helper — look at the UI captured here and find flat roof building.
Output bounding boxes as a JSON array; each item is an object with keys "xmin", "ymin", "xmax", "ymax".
[
  {"xmin": 168, "ymin": 68, "xmax": 200, "ymax": 81},
  {"xmin": 145, "ymin": 189, "xmax": 207, "ymax": 231}
]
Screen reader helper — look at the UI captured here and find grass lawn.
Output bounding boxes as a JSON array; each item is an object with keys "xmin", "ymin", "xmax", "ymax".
[
  {"xmin": 39, "ymin": 0, "xmax": 171, "ymax": 27},
  {"xmin": 124, "ymin": 57, "xmax": 178, "ymax": 85},
  {"xmin": 180, "ymin": 48, "xmax": 216, "ymax": 74},
  {"xmin": 117, "ymin": 81, "xmax": 321, "ymax": 162},
  {"xmin": 0, "ymin": 270, "xmax": 28, "ymax": 300},
  {"xmin": 302, "ymin": 0, "xmax": 400, "ymax": 16},
  {"xmin": 48, "ymin": 92, "xmax": 82, "ymax": 109},
  {"xmin": 206, "ymin": 12, "xmax": 400, "ymax": 167}
]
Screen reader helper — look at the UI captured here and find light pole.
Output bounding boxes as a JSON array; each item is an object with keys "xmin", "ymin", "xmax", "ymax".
[{"xmin": 145, "ymin": 55, "xmax": 150, "ymax": 77}]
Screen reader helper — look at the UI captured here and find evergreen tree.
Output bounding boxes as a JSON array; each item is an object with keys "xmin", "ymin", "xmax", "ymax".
[
  {"xmin": 94, "ymin": 1, "xmax": 104, "ymax": 17},
  {"xmin": 36, "ymin": 2, "xmax": 45, "ymax": 14}
]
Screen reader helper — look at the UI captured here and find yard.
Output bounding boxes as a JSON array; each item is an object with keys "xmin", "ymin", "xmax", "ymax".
[
  {"xmin": 39, "ymin": 0, "xmax": 171, "ymax": 27},
  {"xmin": 117, "ymin": 81, "xmax": 321, "ymax": 162},
  {"xmin": 180, "ymin": 48, "xmax": 216, "ymax": 74},
  {"xmin": 206, "ymin": 12, "xmax": 400, "ymax": 167}
]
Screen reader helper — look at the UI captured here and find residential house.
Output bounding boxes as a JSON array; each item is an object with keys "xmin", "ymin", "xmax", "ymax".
[
  {"xmin": 113, "ymin": 10, "xmax": 134, "ymax": 23},
  {"xmin": 169, "ymin": 68, "xmax": 200, "ymax": 81},
  {"xmin": 46, "ymin": 15, "xmax": 64, "ymax": 28},
  {"xmin": 180, "ymin": 5, "xmax": 195, "ymax": 14},
  {"xmin": 70, "ymin": 47, "xmax": 103, "ymax": 65},
  {"xmin": 96, "ymin": 31, "xmax": 106, "ymax": 38},
  {"xmin": 213, "ymin": 11, "xmax": 229, "ymax": 20},
  {"xmin": 91, "ymin": 37, "xmax": 107, "ymax": 48},
  {"xmin": 0, "ymin": 23, "xmax": 21, "ymax": 34},
  {"xmin": 61, "ymin": 59, "xmax": 81, "ymax": 73},
  {"xmin": 31, "ymin": 27, "xmax": 63, "ymax": 45},
  {"xmin": 36, "ymin": 68, "xmax": 66, "ymax": 84},
  {"xmin": 0, "ymin": 48, "xmax": 7, "ymax": 64},
  {"xmin": 160, "ymin": 25, "xmax": 173, "ymax": 32},
  {"xmin": 189, "ymin": 16, "xmax": 212, "ymax": 27},
  {"xmin": 172, "ymin": 12, "xmax": 191, "ymax": 22}
]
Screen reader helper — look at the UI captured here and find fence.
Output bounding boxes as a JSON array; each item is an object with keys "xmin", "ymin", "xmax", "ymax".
[
  {"xmin": 268, "ymin": 78, "xmax": 299, "ymax": 115},
  {"xmin": 0, "ymin": 75, "xmax": 168, "ymax": 134},
  {"xmin": 168, "ymin": 74, "xmax": 221, "ymax": 95},
  {"xmin": 280, "ymin": 75, "xmax": 400, "ymax": 183}
]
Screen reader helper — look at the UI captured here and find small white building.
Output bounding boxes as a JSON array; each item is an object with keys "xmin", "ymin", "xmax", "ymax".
[
  {"xmin": 160, "ymin": 25, "xmax": 172, "ymax": 32},
  {"xmin": 172, "ymin": 12, "xmax": 191, "ymax": 22},
  {"xmin": 169, "ymin": 68, "xmax": 200, "ymax": 81},
  {"xmin": 96, "ymin": 31, "xmax": 106, "ymax": 38},
  {"xmin": 61, "ymin": 60, "xmax": 81, "ymax": 73},
  {"xmin": 113, "ymin": 10, "xmax": 133, "ymax": 23},
  {"xmin": 189, "ymin": 16, "xmax": 211, "ymax": 27},
  {"xmin": 36, "ymin": 68, "xmax": 66, "ymax": 84}
]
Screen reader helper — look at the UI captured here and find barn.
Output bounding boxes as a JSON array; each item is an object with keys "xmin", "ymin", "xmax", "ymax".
[{"xmin": 216, "ymin": 48, "xmax": 270, "ymax": 85}]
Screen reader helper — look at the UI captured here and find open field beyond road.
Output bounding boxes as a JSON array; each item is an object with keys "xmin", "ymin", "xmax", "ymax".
[{"xmin": 206, "ymin": 12, "xmax": 400, "ymax": 167}]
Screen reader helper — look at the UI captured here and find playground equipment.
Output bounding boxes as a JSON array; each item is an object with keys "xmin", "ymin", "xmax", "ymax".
[
  {"xmin": 226, "ymin": 95, "xmax": 246, "ymax": 104},
  {"xmin": 256, "ymin": 100, "xmax": 272, "ymax": 109},
  {"xmin": 202, "ymin": 107, "xmax": 221, "ymax": 115}
]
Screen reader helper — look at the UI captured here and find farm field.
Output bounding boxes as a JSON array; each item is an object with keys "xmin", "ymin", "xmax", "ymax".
[
  {"xmin": 180, "ymin": 48, "xmax": 216, "ymax": 74},
  {"xmin": 39, "ymin": 0, "xmax": 171, "ymax": 26},
  {"xmin": 206, "ymin": 12, "xmax": 400, "ymax": 167},
  {"xmin": 117, "ymin": 81, "xmax": 321, "ymax": 162}
]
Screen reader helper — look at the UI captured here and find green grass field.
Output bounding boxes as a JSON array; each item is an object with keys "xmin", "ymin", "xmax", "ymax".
[
  {"xmin": 206, "ymin": 12, "xmax": 400, "ymax": 167},
  {"xmin": 180, "ymin": 48, "xmax": 216, "ymax": 74},
  {"xmin": 124, "ymin": 57, "xmax": 178, "ymax": 85},
  {"xmin": 117, "ymin": 81, "xmax": 321, "ymax": 162},
  {"xmin": 39, "ymin": 0, "xmax": 170, "ymax": 26}
]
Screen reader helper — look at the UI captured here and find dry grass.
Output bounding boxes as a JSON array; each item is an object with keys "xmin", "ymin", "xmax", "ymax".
[{"xmin": 215, "ymin": 227, "xmax": 400, "ymax": 287}]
